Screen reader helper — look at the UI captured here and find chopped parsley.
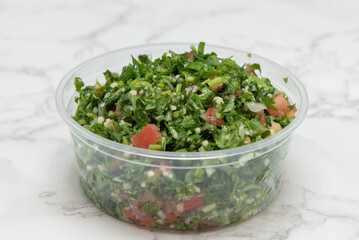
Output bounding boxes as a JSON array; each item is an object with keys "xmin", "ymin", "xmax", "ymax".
[{"xmin": 73, "ymin": 42, "xmax": 296, "ymax": 152}]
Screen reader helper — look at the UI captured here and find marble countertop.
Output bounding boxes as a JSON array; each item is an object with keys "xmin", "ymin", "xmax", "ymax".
[{"xmin": 1, "ymin": 0, "xmax": 359, "ymax": 239}]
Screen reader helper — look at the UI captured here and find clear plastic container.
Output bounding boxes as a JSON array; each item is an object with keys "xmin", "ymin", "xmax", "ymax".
[{"xmin": 56, "ymin": 43, "xmax": 308, "ymax": 231}]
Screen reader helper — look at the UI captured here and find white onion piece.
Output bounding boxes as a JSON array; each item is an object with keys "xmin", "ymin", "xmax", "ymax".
[
  {"xmin": 244, "ymin": 102, "xmax": 266, "ymax": 112},
  {"xmin": 200, "ymin": 111, "xmax": 207, "ymax": 120}
]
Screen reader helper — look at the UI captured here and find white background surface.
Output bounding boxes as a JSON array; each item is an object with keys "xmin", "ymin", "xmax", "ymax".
[{"xmin": 1, "ymin": 0, "xmax": 359, "ymax": 239}]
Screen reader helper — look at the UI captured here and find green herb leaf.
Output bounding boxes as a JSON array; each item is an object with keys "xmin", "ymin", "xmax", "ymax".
[
  {"xmin": 250, "ymin": 119, "xmax": 263, "ymax": 134},
  {"xmin": 250, "ymin": 63, "xmax": 261, "ymax": 73},
  {"xmin": 74, "ymin": 77, "xmax": 84, "ymax": 91},
  {"xmin": 198, "ymin": 42, "xmax": 205, "ymax": 55}
]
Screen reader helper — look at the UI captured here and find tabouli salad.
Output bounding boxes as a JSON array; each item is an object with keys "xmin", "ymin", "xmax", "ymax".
[
  {"xmin": 72, "ymin": 43, "xmax": 296, "ymax": 230},
  {"xmin": 73, "ymin": 43, "xmax": 296, "ymax": 152}
]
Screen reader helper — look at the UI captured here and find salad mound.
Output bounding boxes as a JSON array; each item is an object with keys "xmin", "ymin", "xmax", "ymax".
[{"xmin": 73, "ymin": 42, "xmax": 296, "ymax": 152}]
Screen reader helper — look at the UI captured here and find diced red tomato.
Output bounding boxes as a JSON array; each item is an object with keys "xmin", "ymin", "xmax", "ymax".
[
  {"xmin": 130, "ymin": 124, "xmax": 162, "ymax": 149},
  {"xmin": 257, "ymin": 111, "xmax": 267, "ymax": 127},
  {"xmin": 124, "ymin": 209, "xmax": 137, "ymax": 222},
  {"xmin": 234, "ymin": 89, "xmax": 244, "ymax": 97},
  {"xmin": 245, "ymin": 66, "xmax": 257, "ymax": 76},
  {"xmin": 126, "ymin": 207, "xmax": 156, "ymax": 226},
  {"xmin": 209, "ymin": 82, "xmax": 223, "ymax": 92},
  {"xmin": 209, "ymin": 75, "xmax": 222, "ymax": 92},
  {"xmin": 166, "ymin": 213, "xmax": 178, "ymax": 223},
  {"xmin": 198, "ymin": 219, "xmax": 215, "ymax": 230},
  {"xmin": 183, "ymin": 196, "xmax": 204, "ymax": 212},
  {"xmin": 139, "ymin": 216, "xmax": 156, "ymax": 227},
  {"xmin": 266, "ymin": 92, "xmax": 297, "ymax": 117},
  {"xmin": 188, "ymin": 51, "xmax": 195, "ymax": 61},
  {"xmin": 206, "ymin": 107, "xmax": 225, "ymax": 126},
  {"xmin": 164, "ymin": 200, "xmax": 172, "ymax": 215},
  {"xmin": 164, "ymin": 200, "xmax": 178, "ymax": 222}
]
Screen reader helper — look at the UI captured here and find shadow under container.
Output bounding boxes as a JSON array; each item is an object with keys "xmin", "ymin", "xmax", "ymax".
[{"xmin": 56, "ymin": 43, "xmax": 308, "ymax": 231}]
